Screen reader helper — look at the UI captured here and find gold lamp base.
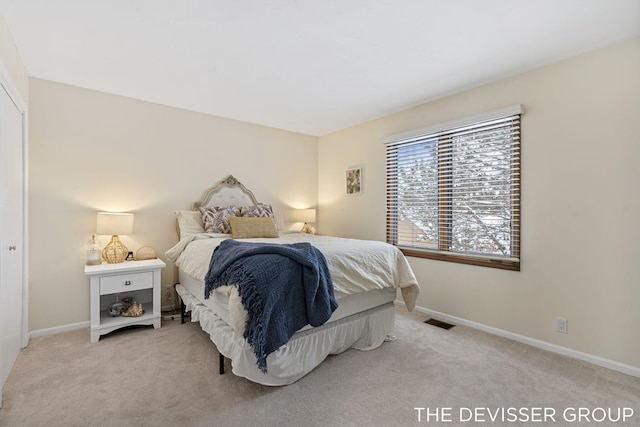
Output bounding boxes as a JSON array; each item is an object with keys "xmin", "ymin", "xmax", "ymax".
[
  {"xmin": 102, "ymin": 235, "xmax": 129, "ymax": 263},
  {"xmin": 301, "ymin": 222, "xmax": 315, "ymax": 235}
]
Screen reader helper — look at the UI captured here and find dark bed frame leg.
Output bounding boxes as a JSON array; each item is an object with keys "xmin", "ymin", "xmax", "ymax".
[
  {"xmin": 180, "ymin": 299, "xmax": 187, "ymax": 324},
  {"xmin": 174, "ymin": 283, "xmax": 191, "ymax": 324},
  {"xmin": 219, "ymin": 351, "xmax": 225, "ymax": 374},
  {"xmin": 172, "ymin": 284, "xmax": 225, "ymax": 374}
]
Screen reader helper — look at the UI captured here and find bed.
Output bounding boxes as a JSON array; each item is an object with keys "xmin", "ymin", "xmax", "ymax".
[{"xmin": 165, "ymin": 175, "xmax": 420, "ymax": 386}]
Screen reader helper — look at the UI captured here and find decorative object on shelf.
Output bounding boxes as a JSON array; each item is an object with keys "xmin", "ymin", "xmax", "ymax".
[
  {"xmin": 121, "ymin": 302, "xmax": 145, "ymax": 317},
  {"xmin": 125, "ymin": 251, "xmax": 134, "ymax": 261},
  {"xmin": 135, "ymin": 245, "xmax": 157, "ymax": 260},
  {"xmin": 96, "ymin": 212, "xmax": 134, "ymax": 263},
  {"xmin": 346, "ymin": 167, "xmax": 362, "ymax": 195},
  {"xmin": 121, "ymin": 296, "xmax": 133, "ymax": 312},
  {"xmin": 108, "ymin": 294, "xmax": 125, "ymax": 317},
  {"xmin": 292, "ymin": 209, "xmax": 316, "ymax": 234},
  {"xmin": 86, "ymin": 234, "xmax": 102, "ymax": 266}
]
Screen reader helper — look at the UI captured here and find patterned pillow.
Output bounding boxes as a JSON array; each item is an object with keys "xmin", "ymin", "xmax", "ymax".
[
  {"xmin": 199, "ymin": 206, "xmax": 237, "ymax": 234},
  {"xmin": 239, "ymin": 204, "xmax": 273, "ymax": 218}
]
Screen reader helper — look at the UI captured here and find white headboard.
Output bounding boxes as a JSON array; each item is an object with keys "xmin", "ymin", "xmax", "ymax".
[
  {"xmin": 175, "ymin": 175, "xmax": 282, "ymax": 239},
  {"xmin": 191, "ymin": 175, "xmax": 260, "ymax": 210}
]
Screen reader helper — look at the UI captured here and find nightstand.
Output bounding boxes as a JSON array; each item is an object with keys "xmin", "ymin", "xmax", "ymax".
[{"xmin": 84, "ymin": 258, "xmax": 166, "ymax": 343}]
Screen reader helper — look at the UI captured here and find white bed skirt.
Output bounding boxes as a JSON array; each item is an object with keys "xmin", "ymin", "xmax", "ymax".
[{"xmin": 175, "ymin": 284, "xmax": 396, "ymax": 386}]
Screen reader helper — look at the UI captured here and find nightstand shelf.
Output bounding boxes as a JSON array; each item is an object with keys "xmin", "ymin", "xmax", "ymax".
[
  {"xmin": 98, "ymin": 302, "xmax": 154, "ymax": 327},
  {"xmin": 84, "ymin": 259, "xmax": 166, "ymax": 343}
]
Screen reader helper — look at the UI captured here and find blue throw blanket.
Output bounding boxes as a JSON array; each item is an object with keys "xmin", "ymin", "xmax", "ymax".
[{"xmin": 204, "ymin": 239, "xmax": 338, "ymax": 373}]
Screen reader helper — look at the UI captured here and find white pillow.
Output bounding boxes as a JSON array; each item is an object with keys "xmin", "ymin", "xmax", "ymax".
[
  {"xmin": 175, "ymin": 210, "xmax": 205, "ymax": 239},
  {"xmin": 271, "ymin": 206, "xmax": 285, "ymax": 231}
]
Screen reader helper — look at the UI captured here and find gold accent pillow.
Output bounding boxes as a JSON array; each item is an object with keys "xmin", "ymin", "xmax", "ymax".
[{"xmin": 229, "ymin": 217, "xmax": 278, "ymax": 239}]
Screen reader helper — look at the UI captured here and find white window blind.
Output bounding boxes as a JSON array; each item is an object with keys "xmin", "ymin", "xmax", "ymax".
[{"xmin": 385, "ymin": 106, "xmax": 522, "ymax": 270}]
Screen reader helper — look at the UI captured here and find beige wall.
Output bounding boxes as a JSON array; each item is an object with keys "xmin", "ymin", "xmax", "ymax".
[
  {"xmin": 28, "ymin": 78, "xmax": 318, "ymax": 331},
  {"xmin": 16, "ymin": 21, "xmax": 640, "ymax": 370},
  {"xmin": 318, "ymin": 38, "xmax": 640, "ymax": 368}
]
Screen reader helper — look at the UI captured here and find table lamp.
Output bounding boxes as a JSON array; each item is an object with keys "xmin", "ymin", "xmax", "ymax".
[
  {"xmin": 293, "ymin": 209, "xmax": 316, "ymax": 234},
  {"xmin": 96, "ymin": 212, "xmax": 134, "ymax": 263}
]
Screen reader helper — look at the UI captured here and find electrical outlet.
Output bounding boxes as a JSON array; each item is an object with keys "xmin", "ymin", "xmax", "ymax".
[
  {"xmin": 164, "ymin": 285, "xmax": 173, "ymax": 302},
  {"xmin": 556, "ymin": 317, "xmax": 568, "ymax": 334},
  {"xmin": 162, "ymin": 284, "xmax": 176, "ymax": 311}
]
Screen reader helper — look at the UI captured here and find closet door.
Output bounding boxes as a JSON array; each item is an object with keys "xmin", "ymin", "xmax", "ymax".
[{"xmin": 0, "ymin": 82, "xmax": 25, "ymax": 402}]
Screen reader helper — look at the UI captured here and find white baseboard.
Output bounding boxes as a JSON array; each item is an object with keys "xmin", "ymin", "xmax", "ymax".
[
  {"xmin": 28, "ymin": 303, "xmax": 640, "ymax": 378},
  {"xmin": 398, "ymin": 302, "xmax": 640, "ymax": 378},
  {"xmin": 28, "ymin": 307, "xmax": 178, "ymax": 342},
  {"xmin": 29, "ymin": 321, "xmax": 90, "ymax": 341}
]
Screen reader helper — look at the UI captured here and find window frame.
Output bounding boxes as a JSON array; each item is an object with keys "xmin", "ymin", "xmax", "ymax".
[{"xmin": 385, "ymin": 105, "xmax": 523, "ymax": 271}]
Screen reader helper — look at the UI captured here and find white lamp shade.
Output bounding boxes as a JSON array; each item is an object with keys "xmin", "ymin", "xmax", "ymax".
[
  {"xmin": 293, "ymin": 209, "xmax": 316, "ymax": 223},
  {"xmin": 96, "ymin": 212, "xmax": 134, "ymax": 236}
]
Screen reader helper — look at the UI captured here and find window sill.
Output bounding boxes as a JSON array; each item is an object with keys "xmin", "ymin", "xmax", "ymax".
[{"xmin": 399, "ymin": 248, "xmax": 520, "ymax": 271}]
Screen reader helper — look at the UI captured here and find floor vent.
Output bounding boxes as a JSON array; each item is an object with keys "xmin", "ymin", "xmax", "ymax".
[{"xmin": 424, "ymin": 318, "xmax": 455, "ymax": 330}]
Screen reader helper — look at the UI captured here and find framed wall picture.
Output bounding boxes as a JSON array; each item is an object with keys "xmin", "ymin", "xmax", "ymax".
[{"xmin": 346, "ymin": 167, "xmax": 362, "ymax": 195}]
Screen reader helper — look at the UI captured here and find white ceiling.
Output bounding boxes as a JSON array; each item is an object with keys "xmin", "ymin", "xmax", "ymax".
[{"xmin": 1, "ymin": 1, "xmax": 639, "ymax": 136}]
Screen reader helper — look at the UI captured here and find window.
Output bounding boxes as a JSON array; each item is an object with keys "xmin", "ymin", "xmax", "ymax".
[{"xmin": 385, "ymin": 105, "xmax": 522, "ymax": 271}]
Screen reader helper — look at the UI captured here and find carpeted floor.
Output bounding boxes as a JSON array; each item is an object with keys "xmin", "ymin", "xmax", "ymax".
[{"xmin": 1, "ymin": 307, "xmax": 638, "ymax": 427}]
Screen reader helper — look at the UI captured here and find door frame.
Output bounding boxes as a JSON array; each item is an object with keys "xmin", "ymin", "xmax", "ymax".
[{"xmin": 0, "ymin": 61, "xmax": 29, "ymax": 351}]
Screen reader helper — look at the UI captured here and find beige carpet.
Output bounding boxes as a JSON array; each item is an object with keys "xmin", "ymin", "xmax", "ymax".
[{"xmin": 1, "ymin": 307, "xmax": 638, "ymax": 427}]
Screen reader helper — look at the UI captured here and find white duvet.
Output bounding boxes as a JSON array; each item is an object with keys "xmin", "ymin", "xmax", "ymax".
[{"xmin": 165, "ymin": 232, "xmax": 420, "ymax": 312}]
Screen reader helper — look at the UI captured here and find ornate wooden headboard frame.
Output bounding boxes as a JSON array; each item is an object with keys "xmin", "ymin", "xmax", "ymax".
[
  {"xmin": 174, "ymin": 175, "xmax": 263, "ymax": 238},
  {"xmin": 191, "ymin": 175, "xmax": 260, "ymax": 211}
]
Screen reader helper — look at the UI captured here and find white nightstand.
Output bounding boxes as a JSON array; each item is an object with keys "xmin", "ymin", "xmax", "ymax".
[{"xmin": 84, "ymin": 258, "xmax": 166, "ymax": 343}]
